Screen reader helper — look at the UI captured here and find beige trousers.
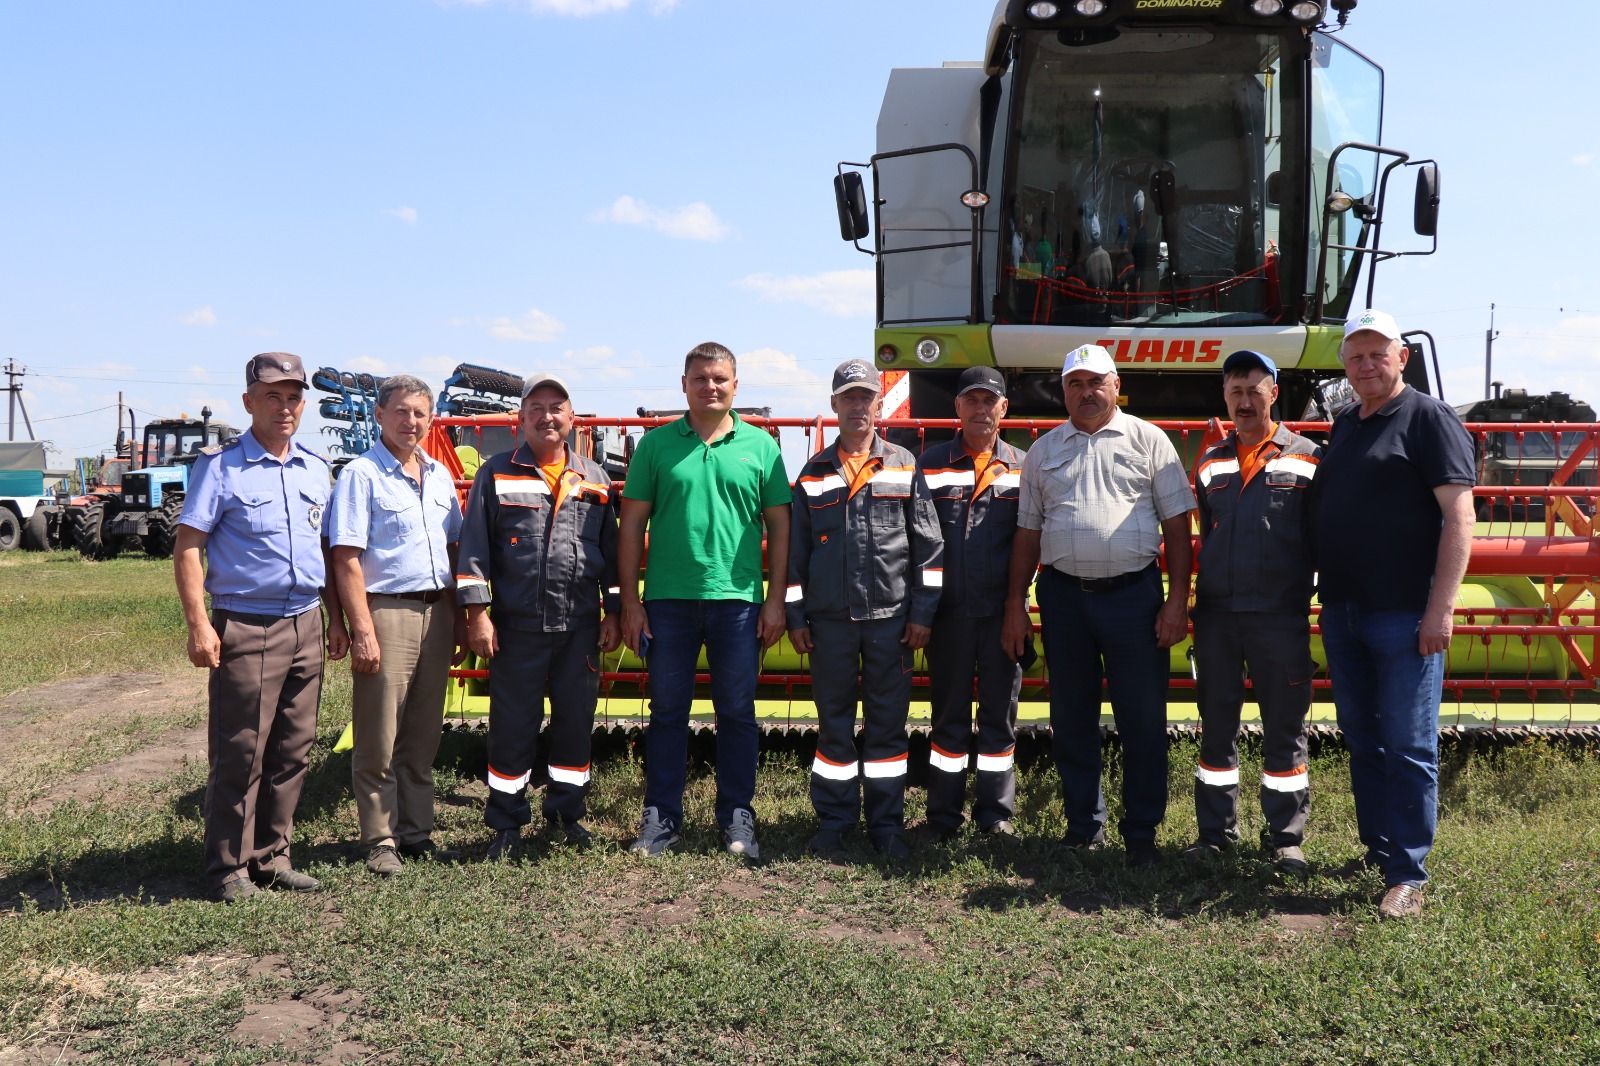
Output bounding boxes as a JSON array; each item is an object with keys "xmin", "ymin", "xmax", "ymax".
[{"xmin": 350, "ymin": 596, "xmax": 454, "ymax": 849}]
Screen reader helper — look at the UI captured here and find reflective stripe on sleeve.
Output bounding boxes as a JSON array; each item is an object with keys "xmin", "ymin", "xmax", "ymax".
[
  {"xmin": 975, "ymin": 747, "xmax": 1015, "ymax": 773},
  {"xmin": 863, "ymin": 753, "xmax": 909, "ymax": 779},
  {"xmin": 1261, "ymin": 766, "xmax": 1309, "ymax": 792},
  {"xmin": 487, "ymin": 765, "xmax": 532, "ymax": 794},
  {"xmin": 928, "ymin": 744, "xmax": 967, "ymax": 774},
  {"xmin": 785, "ymin": 584, "xmax": 804, "ymax": 603},
  {"xmin": 548, "ymin": 763, "xmax": 592, "ymax": 787},
  {"xmin": 456, "ymin": 575, "xmax": 489, "ymax": 590},
  {"xmin": 811, "ymin": 753, "xmax": 859, "ymax": 781},
  {"xmin": 922, "ymin": 568, "xmax": 944, "ymax": 588},
  {"xmin": 1194, "ymin": 762, "xmax": 1240, "ymax": 787}
]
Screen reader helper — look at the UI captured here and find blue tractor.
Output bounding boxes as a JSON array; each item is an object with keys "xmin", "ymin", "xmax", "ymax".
[{"xmin": 74, "ymin": 408, "xmax": 238, "ymax": 559}]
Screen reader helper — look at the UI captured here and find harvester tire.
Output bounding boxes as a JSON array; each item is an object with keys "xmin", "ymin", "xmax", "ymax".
[
  {"xmin": 451, "ymin": 364, "xmax": 525, "ymax": 398},
  {"xmin": 20, "ymin": 507, "xmax": 50, "ymax": 551},
  {"xmin": 73, "ymin": 498, "xmax": 121, "ymax": 560},
  {"xmin": 0, "ymin": 508, "xmax": 19, "ymax": 552},
  {"xmin": 143, "ymin": 495, "xmax": 183, "ymax": 558}
]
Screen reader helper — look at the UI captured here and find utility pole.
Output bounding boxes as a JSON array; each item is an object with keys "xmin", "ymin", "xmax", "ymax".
[
  {"xmin": 4, "ymin": 359, "xmax": 36, "ymax": 441},
  {"xmin": 1483, "ymin": 303, "xmax": 1500, "ymax": 401}
]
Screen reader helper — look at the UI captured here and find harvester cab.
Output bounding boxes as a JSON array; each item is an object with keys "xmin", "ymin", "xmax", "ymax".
[
  {"xmin": 1456, "ymin": 386, "xmax": 1598, "ymax": 520},
  {"xmin": 78, "ymin": 410, "xmax": 238, "ymax": 559},
  {"xmin": 834, "ymin": 0, "xmax": 1440, "ymax": 422}
]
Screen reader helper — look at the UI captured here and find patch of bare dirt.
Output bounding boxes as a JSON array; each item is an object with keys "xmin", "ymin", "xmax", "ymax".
[{"xmin": 0, "ymin": 671, "xmax": 207, "ymax": 812}]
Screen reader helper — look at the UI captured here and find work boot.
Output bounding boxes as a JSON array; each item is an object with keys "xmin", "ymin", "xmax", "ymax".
[
  {"xmin": 548, "ymin": 818, "xmax": 593, "ymax": 849},
  {"xmin": 806, "ymin": 828, "xmax": 847, "ymax": 859},
  {"xmin": 486, "ymin": 829, "xmax": 520, "ymax": 861},
  {"xmin": 871, "ymin": 832, "xmax": 911, "ymax": 862},
  {"xmin": 722, "ymin": 808, "xmax": 760, "ymax": 861},
  {"xmin": 400, "ymin": 838, "xmax": 460, "ymax": 864},
  {"xmin": 366, "ymin": 845, "xmax": 403, "ymax": 877},
  {"xmin": 1125, "ymin": 841, "xmax": 1161, "ymax": 869},
  {"xmin": 628, "ymin": 806, "xmax": 680, "ymax": 857},
  {"xmin": 1272, "ymin": 845, "xmax": 1310, "ymax": 877}
]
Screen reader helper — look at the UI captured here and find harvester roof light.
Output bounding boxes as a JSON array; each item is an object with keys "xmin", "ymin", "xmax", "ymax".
[
  {"xmin": 960, "ymin": 190, "xmax": 990, "ymax": 208},
  {"xmin": 1026, "ymin": 2, "xmax": 1059, "ymax": 19},
  {"xmin": 1327, "ymin": 190, "xmax": 1356, "ymax": 214},
  {"xmin": 1288, "ymin": 1, "xmax": 1323, "ymax": 22},
  {"xmin": 1249, "ymin": 0, "xmax": 1284, "ymax": 14},
  {"xmin": 1073, "ymin": 0, "xmax": 1107, "ymax": 15},
  {"xmin": 914, "ymin": 338, "xmax": 942, "ymax": 365},
  {"xmin": 878, "ymin": 344, "xmax": 901, "ymax": 365}
]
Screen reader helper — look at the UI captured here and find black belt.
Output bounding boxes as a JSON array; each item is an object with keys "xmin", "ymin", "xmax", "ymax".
[
  {"xmin": 1058, "ymin": 562, "xmax": 1156, "ymax": 593},
  {"xmin": 373, "ymin": 589, "xmax": 448, "ymax": 604}
]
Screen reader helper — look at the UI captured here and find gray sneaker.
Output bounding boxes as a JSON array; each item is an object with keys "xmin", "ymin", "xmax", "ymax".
[
  {"xmin": 629, "ymin": 806, "xmax": 680, "ymax": 857},
  {"xmin": 723, "ymin": 808, "xmax": 760, "ymax": 861}
]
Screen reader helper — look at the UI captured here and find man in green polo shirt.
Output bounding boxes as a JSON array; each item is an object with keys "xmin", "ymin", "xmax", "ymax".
[{"xmin": 619, "ymin": 341, "xmax": 791, "ymax": 859}]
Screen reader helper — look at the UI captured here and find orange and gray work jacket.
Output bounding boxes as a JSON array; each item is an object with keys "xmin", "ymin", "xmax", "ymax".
[
  {"xmin": 1193, "ymin": 423, "xmax": 1320, "ymax": 615},
  {"xmin": 455, "ymin": 443, "xmax": 620, "ymax": 633},
  {"xmin": 786, "ymin": 435, "xmax": 944, "ymax": 630},
  {"xmin": 915, "ymin": 436, "xmax": 1028, "ymax": 616}
]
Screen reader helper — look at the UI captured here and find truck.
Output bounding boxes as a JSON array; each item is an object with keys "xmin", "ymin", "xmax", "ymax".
[
  {"xmin": 0, "ymin": 442, "xmax": 55, "ymax": 552},
  {"xmin": 1455, "ymin": 386, "xmax": 1597, "ymax": 521}
]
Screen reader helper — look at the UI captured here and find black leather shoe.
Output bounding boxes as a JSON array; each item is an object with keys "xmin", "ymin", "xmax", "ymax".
[
  {"xmin": 1125, "ymin": 842, "xmax": 1161, "ymax": 869},
  {"xmin": 400, "ymin": 838, "xmax": 461, "ymax": 863},
  {"xmin": 486, "ymin": 829, "xmax": 520, "ymax": 861}
]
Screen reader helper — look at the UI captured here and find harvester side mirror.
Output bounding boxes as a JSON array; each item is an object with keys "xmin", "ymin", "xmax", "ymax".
[
  {"xmin": 834, "ymin": 172, "xmax": 870, "ymax": 242},
  {"xmin": 1414, "ymin": 162, "xmax": 1440, "ymax": 237},
  {"xmin": 1265, "ymin": 170, "xmax": 1282, "ymax": 207}
]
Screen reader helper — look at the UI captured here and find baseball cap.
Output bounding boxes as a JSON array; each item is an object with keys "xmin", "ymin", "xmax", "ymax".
[
  {"xmin": 521, "ymin": 372, "xmax": 571, "ymax": 400},
  {"xmin": 245, "ymin": 352, "xmax": 309, "ymax": 388},
  {"xmin": 956, "ymin": 366, "xmax": 1006, "ymax": 397},
  {"xmin": 1345, "ymin": 308, "xmax": 1402, "ymax": 342},
  {"xmin": 1221, "ymin": 349, "xmax": 1278, "ymax": 381},
  {"xmin": 1061, "ymin": 343, "xmax": 1117, "ymax": 378},
  {"xmin": 831, "ymin": 359, "xmax": 881, "ymax": 396}
]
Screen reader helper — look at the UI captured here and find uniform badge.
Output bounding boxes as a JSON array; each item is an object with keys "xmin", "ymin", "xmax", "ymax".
[{"xmin": 308, "ymin": 504, "xmax": 324, "ymax": 529}]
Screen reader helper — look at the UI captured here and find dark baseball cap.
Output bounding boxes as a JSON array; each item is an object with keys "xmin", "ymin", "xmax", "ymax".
[
  {"xmin": 1221, "ymin": 349, "xmax": 1278, "ymax": 381},
  {"xmin": 245, "ymin": 352, "xmax": 310, "ymax": 388},
  {"xmin": 956, "ymin": 366, "xmax": 1006, "ymax": 397},
  {"xmin": 831, "ymin": 359, "xmax": 880, "ymax": 396}
]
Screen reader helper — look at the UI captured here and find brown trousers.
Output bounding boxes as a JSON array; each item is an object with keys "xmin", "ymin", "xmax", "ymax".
[
  {"xmin": 204, "ymin": 608, "xmax": 324, "ymax": 889},
  {"xmin": 350, "ymin": 596, "xmax": 453, "ymax": 849}
]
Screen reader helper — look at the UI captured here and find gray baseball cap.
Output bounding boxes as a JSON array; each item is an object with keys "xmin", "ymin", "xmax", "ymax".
[{"xmin": 831, "ymin": 359, "xmax": 880, "ymax": 395}]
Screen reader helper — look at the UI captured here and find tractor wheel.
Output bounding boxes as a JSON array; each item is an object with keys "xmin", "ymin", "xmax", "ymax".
[
  {"xmin": 72, "ymin": 497, "xmax": 121, "ymax": 560},
  {"xmin": 0, "ymin": 508, "xmax": 20, "ymax": 552},
  {"xmin": 143, "ymin": 495, "xmax": 183, "ymax": 558},
  {"xmin": 20, "ymin": 507, "xmax": 50, "ymax": 551}
]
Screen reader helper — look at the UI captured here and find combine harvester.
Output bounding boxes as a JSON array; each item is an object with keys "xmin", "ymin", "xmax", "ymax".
[{"xmin": 425, "ymin": 0, "xmax": 1600, "ymax": 738}]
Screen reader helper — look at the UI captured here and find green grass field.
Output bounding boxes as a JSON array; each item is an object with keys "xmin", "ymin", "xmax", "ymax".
[{"xmin": 1, "ymin": 553, "xmax": 1597, "ymax": 1063}]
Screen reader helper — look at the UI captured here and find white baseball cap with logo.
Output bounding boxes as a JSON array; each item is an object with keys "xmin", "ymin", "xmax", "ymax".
[
  {"xmin": 1061, "ymin": 343, "xmax": 1117, "ymax": 377},
  {"xmin": 1345, "ymin": 308, "xmax": 1402, "ymax": 342}
]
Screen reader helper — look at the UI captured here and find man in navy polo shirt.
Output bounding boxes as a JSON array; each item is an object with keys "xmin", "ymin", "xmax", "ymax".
[{"xmin": 1313, "ymin": 309, "xmax": 1476, "ymax": 919}]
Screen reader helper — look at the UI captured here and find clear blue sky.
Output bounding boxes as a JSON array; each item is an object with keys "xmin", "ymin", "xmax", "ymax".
[{"xmin": 4, "ymin": 0, "xmax": 1597, "ymax": 461}]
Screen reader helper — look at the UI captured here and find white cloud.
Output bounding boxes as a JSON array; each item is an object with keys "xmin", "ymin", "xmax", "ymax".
[
  {"xmin": 347, "ymin": 355, "xmax": 390, "ymax": 375},
  {"xmin": 386, "ymin": 205, "xmax": 419, "ymax": 225},
  {"xmin": 593, "ymin": 195, "xmax": 730, "ymax": 242},
  {"xmin": 738, "ymin": 269, "xmax": 875, "ymax": 318},
  {"xmin": 1572, "ymin": 152, "xmax": 1596, "ymax": 168},
  {"xmin": 489, "ymin": 308, "xmax": 567, "ymax": 343},
  {"xmin": 1446, "ymin": 314, "xmax": 1600, "ymax": 409},
  {"xmin": 179, "ymin": 306, "xmax": 217, "ymax": 327},
  {"xmin": 733, "ymin": 347, "xmax": 831, "ymax": 395}
]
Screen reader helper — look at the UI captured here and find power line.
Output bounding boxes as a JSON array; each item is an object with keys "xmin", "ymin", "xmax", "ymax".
[{"xmin": 31, "ymin": 403, "xmax": 118, "ymax": 424}]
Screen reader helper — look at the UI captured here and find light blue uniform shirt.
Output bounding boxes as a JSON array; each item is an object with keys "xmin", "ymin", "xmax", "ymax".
[
  {"xmin": 327, "ymin": 438, "xmax": 462, "ymax": 594},
  {"xmin": 179, "ymin": 429, "xmax": 331, "ymax": 617}
]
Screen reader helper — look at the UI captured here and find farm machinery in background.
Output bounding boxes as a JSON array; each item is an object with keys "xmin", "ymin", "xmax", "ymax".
[
  {"xmin": 71, "ymin": 409, "xmax": 239, "ymax": 559},
  {"xmin": 406, "ymin": 0, "xmax": 1600, "ymax": 740},
  {"xmin": 313, "ymin": 366, "xmax": 386, "ymax": 468}
]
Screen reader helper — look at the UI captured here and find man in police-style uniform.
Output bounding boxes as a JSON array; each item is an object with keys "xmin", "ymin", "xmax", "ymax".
[
  {"xmin": 456, "ymin": 373, "xmax": 621, "ymax": 859},
  {"xmin": 1189, "ymin": 350, "xmax": 1320, "ymax": 873},
  {"xmin": 174, "ymin": 352, "xmax": 348, "ymax": 903},
  {"xmin": 787, "ymin": 359, "xmax": 943, "ymax": 860},
  {"xmin": 916, "ymin": 366, "xmax": 1028, "ymax": 840}
]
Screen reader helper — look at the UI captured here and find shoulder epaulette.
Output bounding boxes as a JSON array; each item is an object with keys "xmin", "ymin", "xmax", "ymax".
[{"xmin": 200, "ymin": 437, "xmax": 240, "ymax": 457}]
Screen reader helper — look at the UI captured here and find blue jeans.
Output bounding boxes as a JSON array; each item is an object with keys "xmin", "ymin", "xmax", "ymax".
[
  {"xmin": 1319, "ymin": 601, "xmax": 1442, "ymax": 888},
  {"xmin": 1036, "ymin": 566, "xmax": 1170, "ymax": 846},
  {"xmin": 642, "ymin": 599, "xmax": 761, "ymax": 829}
]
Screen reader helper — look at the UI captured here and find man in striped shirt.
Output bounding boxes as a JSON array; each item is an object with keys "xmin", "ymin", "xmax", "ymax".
[
  {"xmin": 1189, "ymin": 350, "xmax": 1320, "ymax": 874},
  {"xmin": 787, "ymin": 360, "xmax": 943, "ymax": 860}
]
